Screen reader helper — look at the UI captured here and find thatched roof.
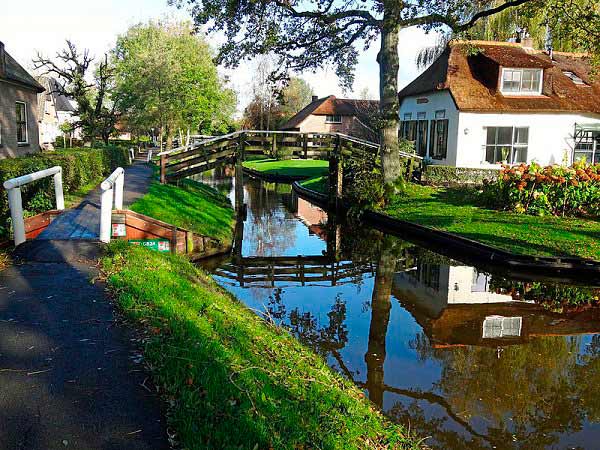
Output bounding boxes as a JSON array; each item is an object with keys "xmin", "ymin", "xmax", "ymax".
[
  {"xmin": 399, "ymin": 40, "xmax": 600, "ymax": 114},
  {"xmin": 279, "ymin": 95, "xmax": 379, "ymax": 130}
]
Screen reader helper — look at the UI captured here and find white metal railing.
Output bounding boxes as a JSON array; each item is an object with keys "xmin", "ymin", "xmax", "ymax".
[
  {"xmin": 99, "ymin": 167, "xmax": 124, "ymax": 243},
  {"xmin": 129, "ymin": 148, "xmax": 135, "ymax": 163},
  {"xmin": 146, "ymin": 148, "xmax": 153, "ymax": 162},
  {"xmin": 3, "ymin": 166, "xmax": 65, "ymax": 246}
]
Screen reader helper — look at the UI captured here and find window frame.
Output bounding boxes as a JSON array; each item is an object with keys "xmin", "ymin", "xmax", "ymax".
[
  {"xmin": 16, "ymin": 101, "xmax": 29, "ymax": 145},
  {"xmin": 574, "ymin": 130, "xmax": 600, "ymax": 164},
  {"xmin": 500, "ymin": 68, "xmax": 543, "ymax": 96},
  {"xmin": 484, "ymin": 126, "xmax": 529, "ymax": 165},
  {"xmin": 325, "ymin": 114, "xmax": 342, "ymax": 124}
]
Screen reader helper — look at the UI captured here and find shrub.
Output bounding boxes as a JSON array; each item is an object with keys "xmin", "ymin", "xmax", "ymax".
[
  {"xmin": 0, "ymin": 146, "xmax": 130, "ymax": 238},
  {"xmin": 480, "ymin": 161, "xmax": 600, "ymax": 217},
  {"xmin": 423, "ymin": 165, "xmax": 500, "ymax": 186}
]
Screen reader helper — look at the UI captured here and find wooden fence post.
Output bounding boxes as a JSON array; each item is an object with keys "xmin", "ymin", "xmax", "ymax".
[
  {"xmin": 160, "ymin": 153, "xmax": 166, "ymax": 184},
  {"xmin": 272, "ymin": 133, "xmax": 277, "ymax": 158},
  {"xmin": 303, "ymin": 133, "xmax": 308, "ymax": 159}
]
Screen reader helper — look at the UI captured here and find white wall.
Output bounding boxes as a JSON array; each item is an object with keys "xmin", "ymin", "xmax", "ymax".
[
  {"xmin": 398, "ymin": 90, "xmax": 459, "ymax": 165},
  {"xmin": 457, "ymin": 111, "xmax": 600, "ymax": 168}
]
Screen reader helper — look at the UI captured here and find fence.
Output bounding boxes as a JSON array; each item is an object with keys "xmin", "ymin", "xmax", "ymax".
[
  {"xmin": 99, "ymin": 167, "xmax": 124, "ymax": 243},
  {"xmin": 3, "ymin": 166, "xmax": 65, "ymax": 246}
]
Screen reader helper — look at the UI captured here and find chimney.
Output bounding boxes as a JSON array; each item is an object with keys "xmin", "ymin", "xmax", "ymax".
[
  {"xmin": 521, "ymin": 36, "xmax": 535, "ymax": 50},
  {"xmin": 0, "ymin": 41, "xmax": 5, "ymax": 78},
  {"xmin": 311, "ymin": 95, "xmax": 318, "ymax": 102}
]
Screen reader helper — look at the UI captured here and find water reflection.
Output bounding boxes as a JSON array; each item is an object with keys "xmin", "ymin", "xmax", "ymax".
[{"xmin": 197, "ymin": 170, "xmax": 600, "ymax": 449}]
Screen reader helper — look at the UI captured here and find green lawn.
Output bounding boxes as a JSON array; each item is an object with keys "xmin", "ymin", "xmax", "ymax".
[
  {"xmin": 64, "ymin": 175, "xmax": 105, "ymax": 208},
  {"xmin": 102, "ymin": 243, "xmax": 419, "ymax": 449},
  {"xmin": 243, "ymin": 158, "xmax": 329, "ymax": 179},
  {"xmin": 129, "ymin": 179, "xmax": 235, "ymax": 244},
  {"xmin": 385, "ymin": 184, "xmax": 600, "ymax": 260},
  {"xmin": 299, "ymin": 175, "xmax": 328, "ymax": 194}
]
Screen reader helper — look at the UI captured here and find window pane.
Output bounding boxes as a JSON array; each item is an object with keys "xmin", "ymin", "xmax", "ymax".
[
  {"xmin": 514, "ymin": 127, "xmax": 529, "ymax": 145},
  {"xmin": 485, "ymin": 146, "xmax": 496, "ymax": 163},
  {"xmin": 497, "ymin": 127, "xmax": 513, "ymax": 145},
  {"xmin": 403, "ymin": 113, "xmax": 412, "ymax": 121},
  {"xmin": 417, "ymin": 112, "xmax": 426, "ymax": 120},
  {"xmin": 497, "ymin": 146, "xmax": 511, "ymax": 163},
  {"xmin": 486, "ymin": 127, "xmax": 497, "ymax": 145},
  {"xmin": 574, "ymin": 151, "xmax": 592, "ymax": 163},
  {"xmin": 435, "ymin": 110, "xmax": 446, "ymax": 119},
  {"xmin": 513, "ymin": 146, "xmax": 528, "ymax": 163}
]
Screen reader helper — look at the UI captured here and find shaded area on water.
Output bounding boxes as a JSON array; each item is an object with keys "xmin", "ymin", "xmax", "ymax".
[{"xmin": 198, "ymin": 168, "xmax": 600, "ymax": 450}]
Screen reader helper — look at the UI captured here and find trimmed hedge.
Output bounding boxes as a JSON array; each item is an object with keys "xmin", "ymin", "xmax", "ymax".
[
  {"xmin": 0, "ymin": 146, "xmax": 129, "ymax": 238},
  {"xmin": 422, "ymin": 164, "xmax": 500, "ymax": 186}
]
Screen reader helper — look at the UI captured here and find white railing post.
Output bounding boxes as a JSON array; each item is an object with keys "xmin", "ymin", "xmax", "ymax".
[
  {"xmin": 129, "ymin": 148, "xmax": 135, "ymax": 164},
  {"xmin": 146, "ymin": 149, "xmax": 153, "ymax": 163},
  {"xmin": 114, "ymin": 171, "xmax": 124, "ymax": 210},
  {"xmin": 53, "ymin": 168, "xmax": 65, "ymax": 210},
  {"xmin": 100, "ymin": 167, "xmax": 125, "ymax": 243},
  {"xmin": 7, "ymin": 187, "xmax": 25, "ymax": 246},
  {"xmin": 3, "ymin": 166, "xmax": 64, "ymax": 246},
  {"xmin": 99, "ymin": 187, "xmax": 113, "ymax": 243}
]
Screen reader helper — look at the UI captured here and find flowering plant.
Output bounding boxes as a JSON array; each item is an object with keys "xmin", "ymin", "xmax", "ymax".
[{"xmin": 480, "ymin": 161, "xmax": 600, "ymax": 217}]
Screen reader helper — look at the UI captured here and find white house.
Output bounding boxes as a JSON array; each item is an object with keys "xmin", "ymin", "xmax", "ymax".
[
  {"xmin": 398, "ymin": 40, "xmax": 600, "ymax": 168},
  {"xmin": 37, "ymin": 76, "xmax": 80, "ymax": 149}
]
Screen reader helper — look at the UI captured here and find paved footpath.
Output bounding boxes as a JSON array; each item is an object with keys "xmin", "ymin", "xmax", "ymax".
[{"xmin": 0, "ymin": 160, "xmax": 169, "ymax": 450}]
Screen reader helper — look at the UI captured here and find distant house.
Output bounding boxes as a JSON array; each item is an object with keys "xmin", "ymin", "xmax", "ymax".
[
  {"xmin": 279, "ymin": 95, "xmax": 379, "ymax": 142},
  {"xmin": 0, "ymin": 41, "xmax": 45, "ymax": 158},
  {"xmin": 37, "ymin": 76, "xmax": 79, "ymax": 149},
  {"xmin": 398, "ymin": 40, "xmax": 600, "ymax": 167}
]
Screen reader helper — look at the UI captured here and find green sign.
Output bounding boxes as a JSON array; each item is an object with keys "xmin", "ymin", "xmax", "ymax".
[{"xmin": 129, "ymin": 239, "xmax": 170, "ymax": 253}]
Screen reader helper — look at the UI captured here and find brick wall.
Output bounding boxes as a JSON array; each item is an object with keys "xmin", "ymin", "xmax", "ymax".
[
  {"xmin": 0, "ymin": 81, "xmax": 41, "ymax": 158},
  {"xmin": 298, "ymin": 114, "xmax": 377, "ymax": 141}
]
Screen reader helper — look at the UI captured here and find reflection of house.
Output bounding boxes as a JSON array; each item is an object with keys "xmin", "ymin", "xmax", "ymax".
[
  {"xmin": 392, "ymin": 262, "xmax": 600, "ymax": 348},
  {"xmin": 279, "ymin": 95, "xmax": 379, "ymax": 142},
  {"xmin": 0, "ymin": 41, "xmax": 45, "ymax": 158},
  {"xmin": 398, "ymin": 40, "xmax": 600, "ymax": 167},
  {"xmin": 37, "ymin": 76, "xmax": 79, "ymax": 149},
  {"xmin": 295, "ymin": 197, "xmax": 328, "ymax": 239}
]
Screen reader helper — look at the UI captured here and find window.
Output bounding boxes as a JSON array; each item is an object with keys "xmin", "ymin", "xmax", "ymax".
[
  {"xmin": 325, "ymin": 114, "xmax": 342, "ymax": 124},
  {"xmin": 574, "ymin": 131, "xmax": 600, "ymax": 164},
  {"xmin": 400, "ymin": 120, "xmax": 417, "ymax": 141},
  {"xmin": 563, "ymin": 71, "xmax": 586, "ymax": 86},
  {"xmin": 403, "ymin": 113, "xmax": 412, "ymax": 121},
  {"xmin": 485, "ymin": 127, "xmax": 528, "ymax": 164},
  {"xmin": 435, "ymin": 110, "xmax": 446, "ymax": 119},
  {"xmin": 429, "ymin": 119, "xmax": 448, "ymax": 159},
  {"xmin": 16, "ymin": 102, "xmax": 28, "ymax": 144},
  {"xmin": 483, "ymin": 316, "xmax": 522, "ymax": 339},
  {"xmin": 417, "ymin": 112, "xmax": 426, "ymax": 120},
  {"xmin": 501, "ymin": 68, "xmax": 542, "ymax": 95},
  {"xmin": 400, "ymin": 119, "xmax": 428, "ymax": 156}
]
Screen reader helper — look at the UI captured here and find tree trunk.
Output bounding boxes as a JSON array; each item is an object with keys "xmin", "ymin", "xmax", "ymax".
[{"xmin": 378, "ymin": 23, "xmax": 402, "ymax": 184}]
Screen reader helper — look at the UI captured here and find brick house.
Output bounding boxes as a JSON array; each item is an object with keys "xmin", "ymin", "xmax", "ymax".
[
  {"xmin": 0, "ymin": 41, "xmax": 45, "ymax": 158},
  {"xmin": 279, "ymin": 95, "xmax": 379, "ymax": 142},
  {"xmin": 37, "ymin": 76, "xmax": 79, "ymax": 150}
]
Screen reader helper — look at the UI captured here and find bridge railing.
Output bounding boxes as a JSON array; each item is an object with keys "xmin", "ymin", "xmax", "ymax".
[
  {"xmin": 3, "ymin": 166, "xmax": 65, "ymax": 246},
  {"xmin": 99, "ymin": 167, "xmax": 124, "ymax": 243}
]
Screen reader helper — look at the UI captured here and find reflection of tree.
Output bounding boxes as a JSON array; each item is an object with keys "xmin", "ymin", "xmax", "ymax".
[
  {"xmin": 402, "ymin": 332, "xmax": 600, "ymax": 449},
  {"xmin": 365, "ymin": 239, "xmax": 395, "ymax": 409},
  {"xmin": 244, "ymin": 178, "xmax": 298, "ymax": 256}
]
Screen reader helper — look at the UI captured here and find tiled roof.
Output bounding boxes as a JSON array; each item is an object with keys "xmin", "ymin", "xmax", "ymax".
[
  {"xmin": 37, "ymin": 76, "xmax": 76, "ymax": 114},
  {"xmin": 398, "ymin": 40, "xmax": 600, "ymax": 114},
  {"xmin": 279, "ymin": 95, "xmax": 379, "ymax": 130},
  {"xmin": 2, "ymin": 50, "xmax": 44, "ymax": 92}
]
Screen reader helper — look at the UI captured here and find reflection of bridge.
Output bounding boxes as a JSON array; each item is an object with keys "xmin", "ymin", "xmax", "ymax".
[{"xmin": 215, "ymin": 255, "xmax": 376, "ymax": 287}]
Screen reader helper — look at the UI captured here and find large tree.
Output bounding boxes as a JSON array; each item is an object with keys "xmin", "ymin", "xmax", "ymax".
[
  {"xmin": 174, "ymin": 0, "xmax": 534, "ymax": 184},
  {"xmin": 113, "ymin": 21, "xmax": 236, "ymax": 149},
  {"xmin": 33, "ymin": 41, "xmax": 118, "ymax": 145}
]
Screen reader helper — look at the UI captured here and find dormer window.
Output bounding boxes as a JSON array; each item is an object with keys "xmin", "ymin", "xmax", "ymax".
[
  {"xmin": 563, "ymin": 71, "xmax": 586, "ymax": 86},
  {"xmin": 501, "ymin": 68, "xmax": 543, "ymax": 95}
]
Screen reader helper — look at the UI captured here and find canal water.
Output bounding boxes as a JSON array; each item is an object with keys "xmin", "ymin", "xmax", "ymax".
[{"xmin": 198, "ymin": 170, "xmax": 600, "ymax": 449}]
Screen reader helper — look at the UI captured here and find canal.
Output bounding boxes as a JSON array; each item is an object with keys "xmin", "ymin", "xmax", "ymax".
[{"xmin": 198, "ymin": 169, "xmax": 600, "ymax": 449}]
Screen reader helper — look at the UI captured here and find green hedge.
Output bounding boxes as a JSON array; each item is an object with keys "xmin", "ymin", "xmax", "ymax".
[
  {"xmin": 422, "ymin": 165, "xmax": 500, "ymax": 186},
  {"xmin": 0, "ymin": 146, "xmax": 129, "ymax": 237}
]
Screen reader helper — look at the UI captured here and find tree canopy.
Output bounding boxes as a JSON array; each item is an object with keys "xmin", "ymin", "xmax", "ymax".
[{"xmin": 113, "ymin": 20, "xmax": 236, "ymax": 148}]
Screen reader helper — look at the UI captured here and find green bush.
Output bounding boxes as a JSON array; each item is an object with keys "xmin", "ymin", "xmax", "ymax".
[
  {"xmin": 480, "ymin": 161, "xmax": 600, "ymax": 217},
  {"xmin": 423, "ymin": 165, "xmax": 500, "ymax": 186},
  {"xmin": 0, "ymin": 146, "xmax": 129, "ymax": 238}
]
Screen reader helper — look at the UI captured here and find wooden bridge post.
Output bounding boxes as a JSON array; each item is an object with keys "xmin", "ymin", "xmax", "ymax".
[
  {"xmin": 160, "ymin": 153, "xmax": 166, "ymax": 184},
  {"xmin": 328, "ymin": 135, "xmax": 343, "ymax": 211},
  {"xmin": 271, "ymin": 133, "xmax": 277, "ymax": 158},
  {"xmin": 235, "ymin": 132, "xmax": 245, "ymax": 215}
]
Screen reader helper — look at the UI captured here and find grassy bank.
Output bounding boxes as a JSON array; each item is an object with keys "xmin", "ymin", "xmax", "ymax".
[
  {"xmin": 129, "ymin": 179, "xmax": 235, "ymax": 244},
  {"xmin": 385, "ymin": 184, "xmax": 600, "ymax": 260},
  {"xmin": 299, "ymin": 175, "xmax": 328, "ymax": 194},
  {"xmin": 243, "ymin": 158, "xmax": 328, "ymax": 179},
  {"xmin": 101, "ymin": 243, "xmax": 418, "ymax": 449}
]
